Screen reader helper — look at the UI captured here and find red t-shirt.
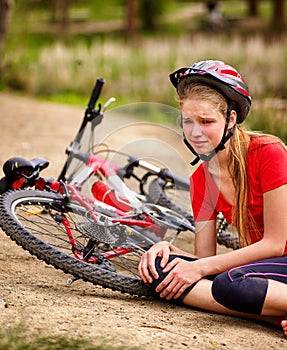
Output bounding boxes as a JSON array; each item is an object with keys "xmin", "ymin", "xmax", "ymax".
[{"xmin": 190, "ymin": 136, "xmax": 287, "ymax": 252}]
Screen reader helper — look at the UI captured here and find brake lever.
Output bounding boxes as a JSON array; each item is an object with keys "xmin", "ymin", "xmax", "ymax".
[{"xmin": 102, "ymin": 97, "xmax": 116, "ymax": 113}]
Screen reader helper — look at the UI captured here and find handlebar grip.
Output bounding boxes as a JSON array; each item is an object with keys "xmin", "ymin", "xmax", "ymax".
[
  {"xmin": 87, "ymin": 78, "xmax": 105, "ymax": 110},
  {"xmin": 117, "ymin": 157, "xmax": 140, "ymax": 179},
  {"xmin": 159, "ymin": 169, "xmax": 189, "ymax": 190}
]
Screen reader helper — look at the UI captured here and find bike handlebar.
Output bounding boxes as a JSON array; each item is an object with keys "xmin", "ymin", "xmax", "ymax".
[
  {"xmin": 118, "ymin": 156, "xmax": 189, "ymax": 190},
  {"xmin": 157, "ymin": 168, "xmax": 189, "ymax": 189},
  {"xmin": 87, "ymin": 78, "xmax": 105, "ymax": 110},
  {"xmin": 66, "ymin": 147, "xmax": 189, "ymax": 190},
  {"xmin": 66, "ymin": 147, "xmax": 90, "ymax": 164}
]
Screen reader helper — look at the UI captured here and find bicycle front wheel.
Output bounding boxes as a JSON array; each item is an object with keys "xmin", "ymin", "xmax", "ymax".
[
  {"xmin": 148, "ymin": 177, "xmax": 194, "ymax": 227},
  {"xmin": 0, "ymin": 189, "xmax": 154, "ymax": 296},
  {"xmin": 148, "ymin": 178, "xmax": 239, "ymax": 249}
]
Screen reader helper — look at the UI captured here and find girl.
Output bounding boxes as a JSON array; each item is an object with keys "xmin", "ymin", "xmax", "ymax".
[{"xmin": 138, "ymin": 60, "xmax": 287, "ymax": 335}]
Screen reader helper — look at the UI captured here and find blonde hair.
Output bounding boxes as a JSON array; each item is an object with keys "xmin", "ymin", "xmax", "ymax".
[
  {"xmin": 177, "ymin": 80, "xmax": 254, "ymax": 246},
  {"xmin": 228, "ymin": 126, "xmax": 251, "ymax": 246}
]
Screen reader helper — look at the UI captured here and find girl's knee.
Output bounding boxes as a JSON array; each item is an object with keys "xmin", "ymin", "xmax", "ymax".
[
  {"xmin": 147, "ymin": 255, "xmax": 198, "ymax": 302},
  {"xmin": 148, "ymin": 256, "xmax": 168, "ymax": 292}
]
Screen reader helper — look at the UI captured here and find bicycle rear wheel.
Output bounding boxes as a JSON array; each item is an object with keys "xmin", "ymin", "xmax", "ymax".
[{"xmin": 0, "ymin": 189, "xmax": 155, "ymax": 296}]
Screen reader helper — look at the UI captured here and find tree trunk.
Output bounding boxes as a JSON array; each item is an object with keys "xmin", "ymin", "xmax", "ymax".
[
  {"xmin": 126, "ymin": 0, "xmax": 138, "ymax": 37},
  {"xmin": 140, "ymin": 0, "xmax": 156, "ymax": 31},
  {"xmin": 0, "ymin": 0, "xmax": 13, "ymax": 53},
  {"xmin": 246, "ymin": 0, "xmax": 259, "ymax": 17},
  {"xmin": 271, "ymin": 0, "xmax": 285, "ymax": 29},
  {"xmin": 51, "ymin": 0, "xmax": 71, "ymax": 29},
  {"xmin": 139, "ymin": 0, "xmax": 165, "ymax": 32}
]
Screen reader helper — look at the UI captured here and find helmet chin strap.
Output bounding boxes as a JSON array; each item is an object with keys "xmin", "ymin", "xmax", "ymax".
[{"xmin": 183, "ymin": 108, "xmax": 235, "ymax": 166}]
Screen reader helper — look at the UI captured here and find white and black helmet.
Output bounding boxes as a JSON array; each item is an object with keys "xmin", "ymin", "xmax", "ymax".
[
  {"xmin": 170, "ymin": 60, "xmax": 252, "ymax": 123},
  {"xmin": 170, "ymin": 60, "xmax": 252, "ymax": 164}
]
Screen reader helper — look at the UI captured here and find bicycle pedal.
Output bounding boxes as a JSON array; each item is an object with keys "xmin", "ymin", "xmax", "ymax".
[{"xmin": 25, "ymin": 205, "xmax": 44, "ymax": 216}]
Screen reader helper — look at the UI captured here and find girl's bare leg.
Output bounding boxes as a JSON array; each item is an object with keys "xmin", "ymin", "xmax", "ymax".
[
  {"xmin": 260, "ymin": 280, "xmax": 287, "ymax": 315},
  {"xmin": 260, "ymin": 280, "xmax": 287, "ymax": 336},
  {"xmin": 182, "ymin": 279, "xmax": 287, "ymax": 333}
]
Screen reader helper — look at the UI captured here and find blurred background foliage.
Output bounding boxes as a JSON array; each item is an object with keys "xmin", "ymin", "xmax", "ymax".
[{"xmin": 0, "ymin": 0, "xmax": 286, "ymax": 141}]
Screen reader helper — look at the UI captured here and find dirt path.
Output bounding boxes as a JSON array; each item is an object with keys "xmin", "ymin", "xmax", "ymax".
[{"xmin": 0, "ymin": 93, "xmax": 286, "ymax": 349}]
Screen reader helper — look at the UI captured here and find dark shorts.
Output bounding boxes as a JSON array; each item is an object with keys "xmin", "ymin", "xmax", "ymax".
[
  {"xmin": 148, "ymin": 254, "xmax": 287, "ymax": 315},
  {"xmin": 212, "ymin": 255, "xmax": 287, "ymax": 314}
]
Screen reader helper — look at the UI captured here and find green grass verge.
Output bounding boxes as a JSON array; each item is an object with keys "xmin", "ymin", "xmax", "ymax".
[{"xmin": 0, "ymin": 326, "xmax": 140, "ymax": 350}]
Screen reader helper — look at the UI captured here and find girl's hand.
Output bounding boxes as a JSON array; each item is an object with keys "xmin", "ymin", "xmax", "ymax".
[
  {"xmin": 138, "ymin": 241, "xmax": 171, "ymax": 284},
  {"xmin": 156, "ymin": 258, "xmax": 203, "ymax": 300}
]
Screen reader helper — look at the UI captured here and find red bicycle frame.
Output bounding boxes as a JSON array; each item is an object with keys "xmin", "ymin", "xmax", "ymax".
[{"xmin": 34, "ymin": 172, "xmax": 164, "ymax": 263}]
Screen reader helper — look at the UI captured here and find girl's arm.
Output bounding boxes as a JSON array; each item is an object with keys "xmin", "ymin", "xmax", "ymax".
[
  {"xmin": 194, "ymin": 219, "xmax": 217, "ymax": 257},
  {"xmin": 138, "ymin": 240, "xmax": 194, "ymax": 284},
  {"xmin": 197, "ymin": 184, "xmax": 287, "ymax": 277},
  {"xmin": 138, "ymin": 219, "xmax": 218, "ymax": 284}
]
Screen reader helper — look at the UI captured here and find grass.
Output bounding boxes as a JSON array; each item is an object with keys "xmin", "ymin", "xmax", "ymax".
[
  {"xmin": 247, "ymin": 105, "xmax": 287, "ymax": 143},
  {"xmin": 3, "ymin": 35, "xmax": 287, "ymax": 101},
  {"xmin": 0, "ymin": 326, "xmax": 140, "ymax": 350}
]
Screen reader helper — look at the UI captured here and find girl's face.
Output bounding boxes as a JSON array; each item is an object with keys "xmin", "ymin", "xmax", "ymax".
[{"xmin": 181, "ymin": 98, "xmax": 228, "ymax": 156}]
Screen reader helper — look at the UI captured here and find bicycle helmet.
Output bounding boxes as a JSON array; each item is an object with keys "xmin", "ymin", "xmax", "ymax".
[
  {"xmin": 170, "ymin": 60, "xmax": 251, "ymax": 123},
  {"xmin": 169, "ymin": 60, "xmax": 252, "ymax": 164}
]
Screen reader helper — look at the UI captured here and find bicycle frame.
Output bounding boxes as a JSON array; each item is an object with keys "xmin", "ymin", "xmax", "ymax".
[
  {"xmin": 34, "ymin": 175, "xmax": 167, "ymax": 264},
  {"xmin": 65, "ymin": 146, "xmax": 163, "ymax": 213},
  {"xmin": 0, "ymin": 77, "xmax": 190, "ymax": 223}
]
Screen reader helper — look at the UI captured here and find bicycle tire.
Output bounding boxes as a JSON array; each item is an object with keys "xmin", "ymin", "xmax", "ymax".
[
  {"xmin": 148, "ymin": 178, "xmax": 194, "ymax": 227},
  {"xmin": 0, "ymin": 189, "xmax": 155, "ymax": 296}
]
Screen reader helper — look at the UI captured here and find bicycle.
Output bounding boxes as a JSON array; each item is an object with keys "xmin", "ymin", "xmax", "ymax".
[{"xmin": 0, "ymin": 78, "xmax": 238, "ymax": 296}]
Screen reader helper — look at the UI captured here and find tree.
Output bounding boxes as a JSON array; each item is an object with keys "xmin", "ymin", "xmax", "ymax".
[
  {"xmin": 0, "ymin": 0, "xmax": 13, "ymax": 54},
  {"xmin": 246, "ymin": 0, "xmax": 259, "ymax": 17},
  {"xmin": 125, "ymin": 0, "xmax": 168, "ymax": 37},
  {"xmin": 126, "ymin": 0, "xmax": 138, "ymax": 36},
  {"xmin": 271, "ymin": 0, "xmax": 285, "ymax": 29},
  {"xmin": 51, "ymin": 0, "xmax": 71, "ymax": 29},
  {"xmin": 245, "ymin": 0, "xmax": 285, "ymax": 29},
  {"xmin": 139, "ymin": 0, "xmax": 167, "ymax": 31}
]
